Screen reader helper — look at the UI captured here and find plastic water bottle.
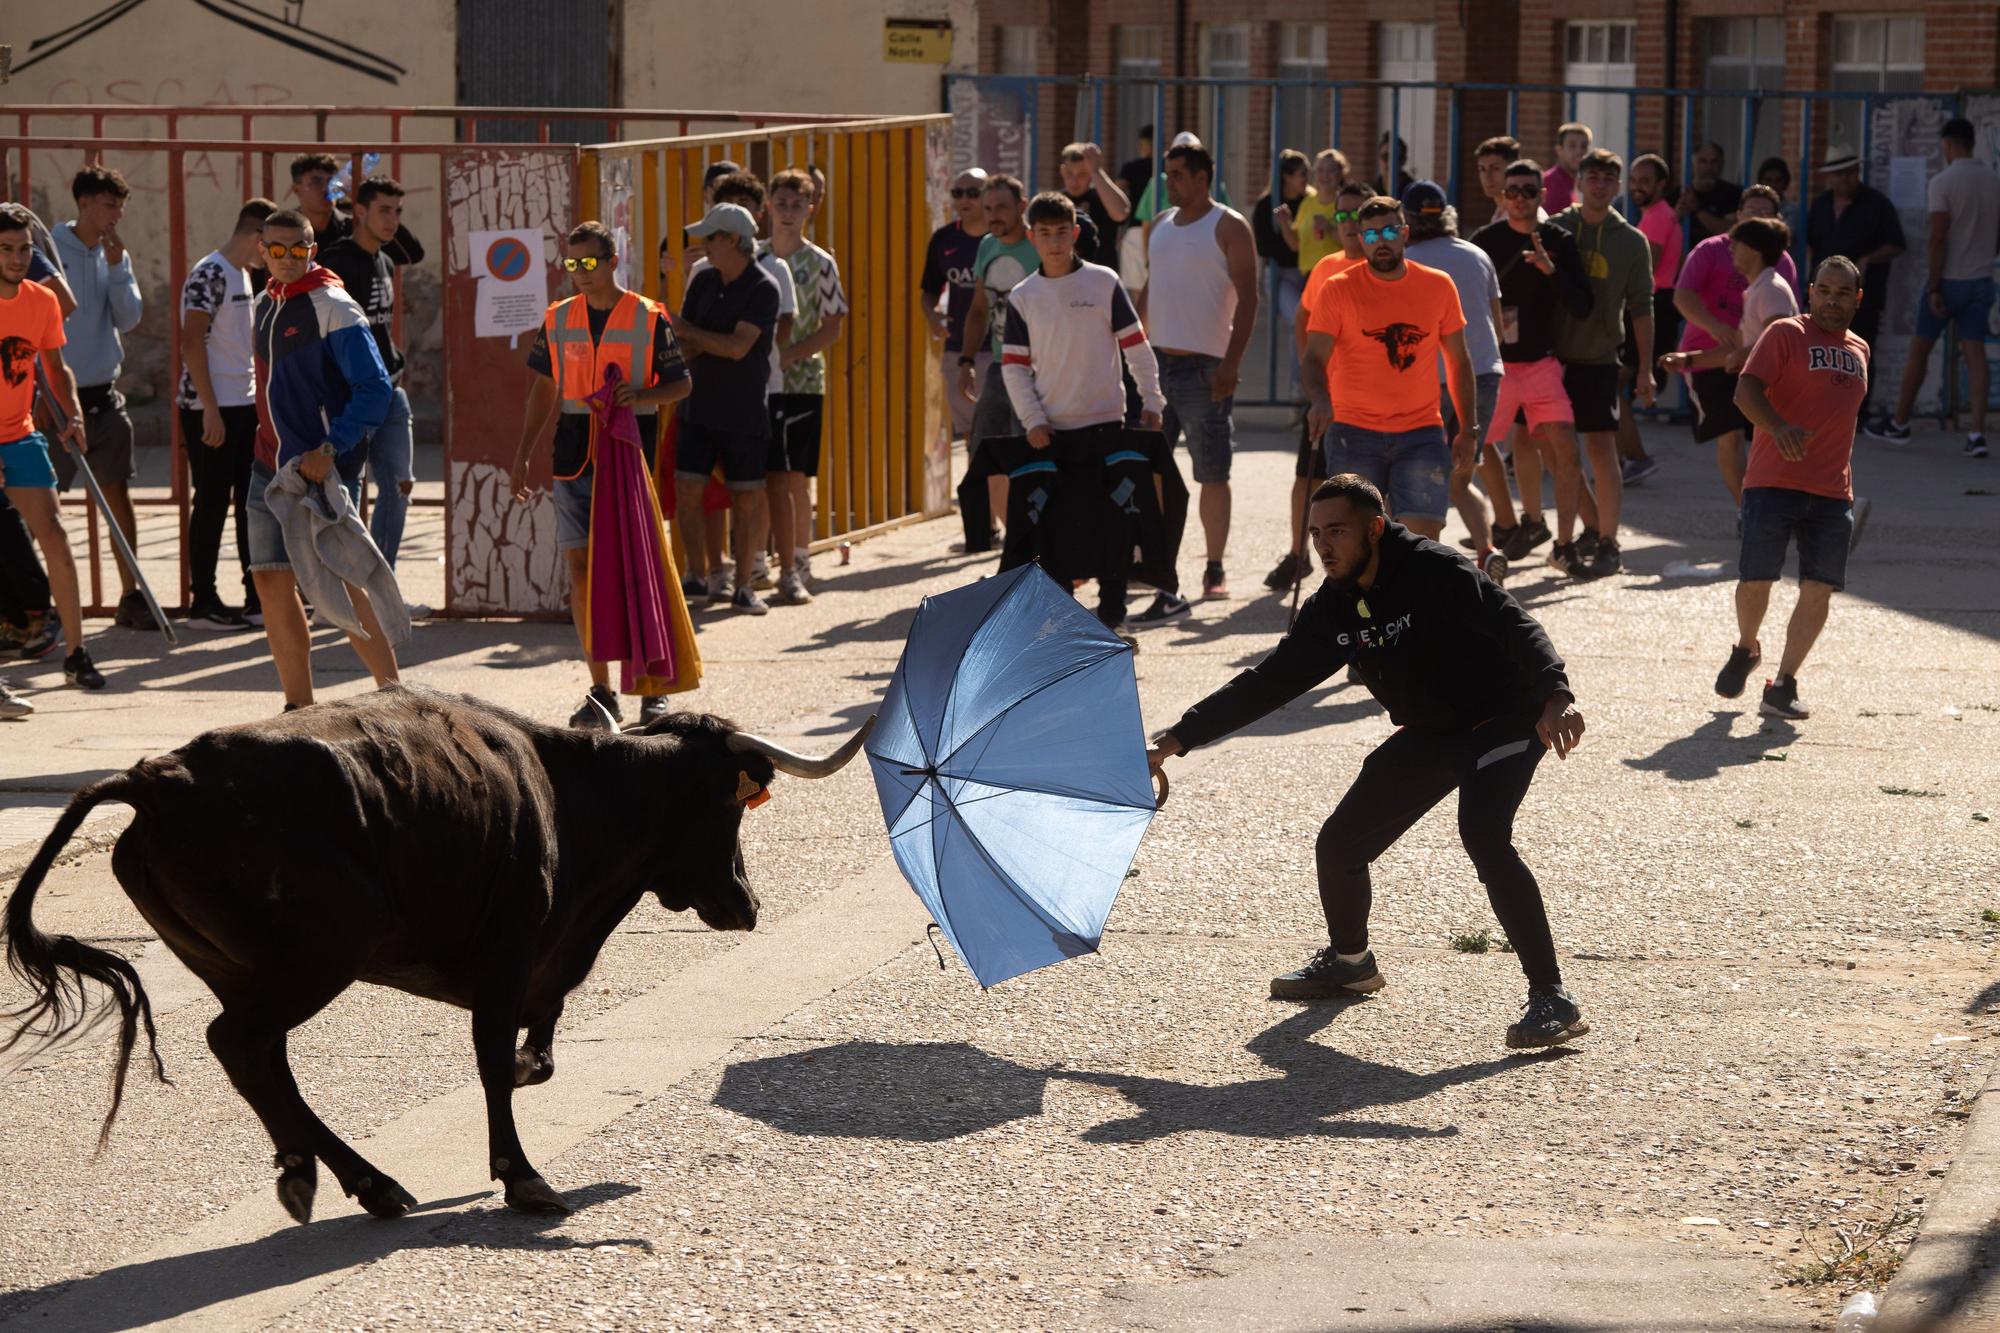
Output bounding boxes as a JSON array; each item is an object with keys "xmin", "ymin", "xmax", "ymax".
[{"xmin": 1835, "ymin": 1291, "xmax": 1878, "ymax": 1330}]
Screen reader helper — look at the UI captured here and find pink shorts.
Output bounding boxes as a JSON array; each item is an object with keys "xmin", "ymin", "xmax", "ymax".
[{"xmin": 1487, "ymin": 356, "xmax": 1574, "ymax": 444}]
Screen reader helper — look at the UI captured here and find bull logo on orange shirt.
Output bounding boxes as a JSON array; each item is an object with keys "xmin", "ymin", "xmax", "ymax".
[
  {"xmin": 0, "ymin": 338, "xmax": 36, "ymax": 389},
  {"xmin": 1363, "ymin": 323, "xmax": 1429, "ymax": 372}
]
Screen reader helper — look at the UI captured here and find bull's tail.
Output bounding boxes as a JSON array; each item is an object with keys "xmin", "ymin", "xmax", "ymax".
[{"xmin": 1, "ymin": 774, "xmax": 167, "ymax": 1150}]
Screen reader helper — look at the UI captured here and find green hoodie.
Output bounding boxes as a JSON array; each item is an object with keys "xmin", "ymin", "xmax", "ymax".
[{"xmin": 1550, "ymin": 203, "xmax": 1653, "ymax": 367}]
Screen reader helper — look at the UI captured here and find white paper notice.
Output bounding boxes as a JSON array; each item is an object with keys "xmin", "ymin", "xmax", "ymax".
[
  {"xmin": 470, "ymin": 228, "xmax": 549, "ymax": 346},
  {"xmin": 1889, "ymin": 155, "xmax": 1929, "ymax": 211}
]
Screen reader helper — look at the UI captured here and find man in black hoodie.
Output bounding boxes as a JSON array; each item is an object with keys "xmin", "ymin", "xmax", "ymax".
[{"xmin": 1147, "ymin": 474, "xmax": 1590, "ymax": 1049}]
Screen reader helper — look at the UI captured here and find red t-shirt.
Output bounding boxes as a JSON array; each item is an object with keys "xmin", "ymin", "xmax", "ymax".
[
  {"xmin": 0, "ymin": 280, "xmax": 65, "ymax": 442},
  {"xmin": 1740, "ymin": 315, "xmax": 1870, "ymax": 501},
  {"xmin": 1307, "ymin": 260, "xmax": 1466, "ymax": 433}
]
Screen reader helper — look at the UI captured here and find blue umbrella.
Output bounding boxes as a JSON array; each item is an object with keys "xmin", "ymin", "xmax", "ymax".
[{"xmin": 866, "ymin": 564, "xmax": 1162, "ymax": 988}]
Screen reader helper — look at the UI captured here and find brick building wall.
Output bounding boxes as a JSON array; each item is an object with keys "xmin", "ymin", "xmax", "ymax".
[{"xmin": 969, "ymin": 0, "xmax": 2000, "ymax": 211}]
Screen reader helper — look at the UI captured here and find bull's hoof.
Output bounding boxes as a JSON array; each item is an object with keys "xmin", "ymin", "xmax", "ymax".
[
  {"xmin": 503, "ymin": 1175, "xmax": 572, "ymax": 1215},
  {"xmin": 277, "ymin": 1172, "xmax": 316, "ymax": 1225},
  {"xmin": 355, "ymin": 1175, "xmax": 418, "ymax": 1219},
  {"xmin": 513, "ymin": 1045, "xmax": 554, "ymax": 1087}
]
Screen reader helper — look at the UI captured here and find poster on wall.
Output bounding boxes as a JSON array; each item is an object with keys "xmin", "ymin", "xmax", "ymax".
[{"xmin": 948, "ymin": 76, "xmax": 1030, "ymax": 181}]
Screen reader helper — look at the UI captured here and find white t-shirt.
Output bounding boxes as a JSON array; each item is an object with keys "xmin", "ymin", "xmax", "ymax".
[
  {"xmin": 999, "ymin": 261, "xmax": 1164, "ymax": 431},
  {"xmin": 691, "ymin": 246, "xmax": 797, "ymax": 394},
  {"xmin": 177, "ymin": 250, "xmax": 257, "ymax": 409},
  {"xmin": 1928, "ymin": 157, "xmax": 2000, "ymax": 282},
  {"xmin": 1740, "ymin": 266, "xmax": 1799, "ymax": 349}
]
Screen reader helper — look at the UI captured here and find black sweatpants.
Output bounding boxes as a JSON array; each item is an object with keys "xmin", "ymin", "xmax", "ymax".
[
  {"xmin": 180, "ymin": 404, "xmax": 258, "ymax": 605},
  {"xmin": 1314, "ymin": 711, "xmax": 1562, "ymax": 989},
  {"xmin": 0, "ymin": 493, "xmax": 50, "ymax": 630}
]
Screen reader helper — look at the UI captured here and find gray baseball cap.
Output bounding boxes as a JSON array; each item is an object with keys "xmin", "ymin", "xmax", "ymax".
[{"xmin": 687, "ymin": 202, "xmax": 757, "ymax": 240}]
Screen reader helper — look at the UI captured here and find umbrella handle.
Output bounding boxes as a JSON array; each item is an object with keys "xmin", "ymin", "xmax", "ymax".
[{"xmin": 1151, "ymin": 766, "xmax": 1169, "ymax": 808}]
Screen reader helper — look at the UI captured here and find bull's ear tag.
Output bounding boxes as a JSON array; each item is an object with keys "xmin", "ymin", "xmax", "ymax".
[{"xmin": 737, "ymin": 772, "xmax": 771, "ymax": 808}]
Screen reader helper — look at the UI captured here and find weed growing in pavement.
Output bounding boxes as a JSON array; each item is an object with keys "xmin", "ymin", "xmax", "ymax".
[
  {"xmin": 1981, "ymin": 909, "xmax": 2000, "ymax": 924},
  {"xmin": 1783, "ymin": 1195, "xmax": 1921, "ymax": 1290},
  {"xmin": 1735, "ymin": 818, "xmax": 1755, "ymax": 828},
  {"xmin": 1450, "ymin": 930, "xmax": 1492, "ymax": 953},
  {"xmin": 1880, "ymin": 786, "xmax": 1944, "ymax": 798}
]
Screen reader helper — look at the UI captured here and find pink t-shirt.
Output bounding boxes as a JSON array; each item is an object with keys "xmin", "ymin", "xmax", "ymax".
[
  {"xmin": 1675, "ymin": 234, "xmax": 1800, "ymax": 355},
  {"xmin": 1638, "ymin": 200, "xmax": 1683, "ymax": 291},
  {"xmin": 1542, "ymin": 164, "xmax": 1575, "ymax": 214}
]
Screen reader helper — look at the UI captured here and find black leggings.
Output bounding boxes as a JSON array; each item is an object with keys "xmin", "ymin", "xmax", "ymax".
[
  {"xmin": 181, "ymin": 405, "xmax": 258, "ymax": 604},
  {"xmin": 1314, "ymin": 714, "xmax": 1562, "ymax": 989}
]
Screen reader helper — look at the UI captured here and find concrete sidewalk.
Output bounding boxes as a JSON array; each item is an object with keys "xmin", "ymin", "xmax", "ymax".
[{"xmin": 0, "ymin": 412, "xmax": 1995, "ymax": 1330}]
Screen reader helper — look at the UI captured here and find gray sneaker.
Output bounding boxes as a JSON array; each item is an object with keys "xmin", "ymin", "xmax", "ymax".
[
  {"xmin": 0, "ymin": 683, "xmax": 32, "ymax": 719},
  {"xmin": 639, "ymin": 695, "xmax": 671, "ymax": 726},
  {"xmin": 705, "ymin": 569, "xmax": 734, "ymax": 606},
  {"xmin": 1270, "ymin": 947, "xmax": 1386, "ymax": 1000},
  {"xmin": 730, "ymin": 587, "xmax": 770, "ymax": 616}
]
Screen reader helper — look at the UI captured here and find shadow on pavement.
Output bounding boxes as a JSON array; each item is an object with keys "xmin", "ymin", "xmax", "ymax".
[
  {"xmin": 1621, "ymin": 712, "xmax": 1799, "ymax": 781},
  {"xmin": 712, "ymin": 1007, "xmax": 1549, "ymax": 1148},
  {"xmin": 1884, "ymin": 1212, "xmax": 2000, "ymax": 1333},
  {"xmin": 0, "ymin": 1182, "xmax": 642, "ymax": 1332}
]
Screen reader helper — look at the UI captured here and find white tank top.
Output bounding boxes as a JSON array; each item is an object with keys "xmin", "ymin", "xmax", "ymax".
[{"xmin": 1145, "ymin": 205, "xmax": 1236, "ymax": 358}]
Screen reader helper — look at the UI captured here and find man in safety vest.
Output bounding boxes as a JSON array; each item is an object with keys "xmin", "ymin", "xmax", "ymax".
[{"xmin": 511, "ymin": 220, "xmax": 692, "ymax": 729}]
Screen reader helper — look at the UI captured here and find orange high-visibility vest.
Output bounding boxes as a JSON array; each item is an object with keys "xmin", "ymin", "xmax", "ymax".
[{"xmin": 545, "ymin": 289, "xmax": 661, "ymax": 479}]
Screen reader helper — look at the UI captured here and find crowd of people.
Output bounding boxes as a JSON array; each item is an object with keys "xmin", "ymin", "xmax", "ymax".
[{"xmin": 0, "ymin": 113, "xmax": 1991, "ymax": 735}]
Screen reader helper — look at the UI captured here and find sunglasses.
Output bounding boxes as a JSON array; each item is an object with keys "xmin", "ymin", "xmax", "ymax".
[
  {"xmin": 1360, "ymin": 225, "xmax": 1402, "ymax": 244},
  {"xmin": 561, "ymin": 256, "xmax": 604, "ymax": 272},
  {"xmin": 950, "ymin": 187, "xmax": 983, "ymax": 199},
  {"xmin": 263, "ymin": 241, "xmax": 312, "ymax": 261},
  {"xmin": 1503, "ymin": 183, "xmax": 1542, "ymax": 199},
  {"xmin": 1332, "ymin": 209, "xmax": 1358, "ymax": 223}
]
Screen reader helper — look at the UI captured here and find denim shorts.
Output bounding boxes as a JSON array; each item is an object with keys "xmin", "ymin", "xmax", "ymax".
[
  {"xmin": 246, "ymin": 461, "xmax": 363, "ymax": 572},
  {"xmin": 1739, "ymin": 486, "xmax": 1852, "ymax": 591},
  {"xmin": 0, "ymin": 432, "xmax": 57, "ymax": 490},
  {"xmin": 1915, "ymin": 276, "xmax": 1996, "ymax": 341},
  {"xmin": 553, "ymin": 472, "xmax": 594, "ymax": 552},
  {"xmin": 1159, "ymin": 352, "xmax": 1234, "ymax": 484},
  {"xmin": 1322, "ymin": 421, "xmax": 1451, "ymax": 522},
  {"xmin": 1441, "ymin": 373, "xmax": 1503, "ymax": 462}
]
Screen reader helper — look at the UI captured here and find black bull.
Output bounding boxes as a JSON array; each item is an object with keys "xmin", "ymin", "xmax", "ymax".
[{"xmin": 1, "ymin": 685, "xmax": 872, "ymax": 1221}]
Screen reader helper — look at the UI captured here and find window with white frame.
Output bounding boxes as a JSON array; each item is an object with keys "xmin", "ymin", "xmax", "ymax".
[
  {"xmin": 998, "ymin": 25, "xmax": 1038, "ymax": 76},
  {"xmin": 1377, "ymin": 22, "xmax": 1435, "ymax": 185},
  {"xmin": 1563, "ymin": 21, "xmax": 1636, "ymax": 173},
  {"xmin": 1278, "ymin": 23, "xmax": 1330, "ymax": 161},
  {"xmin": 1829, "ymin": 15, "xmax": 1925, "ymax": 151},
  {"xmin": 1198, "ymin": 23, "xmax": 1250, "ymax": 197},
  {"xmin": 1700, "ymin": 19, "xmax": 1785, "ymax": 188},
  {"xmin": 1115, "ymin": 25, "xmax": 1164, "ymax": 164}
]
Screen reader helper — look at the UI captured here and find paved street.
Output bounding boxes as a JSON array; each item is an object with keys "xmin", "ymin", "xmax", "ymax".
[{"xmin": 0, "ymin": 412, "xmax": 1995, "ymax": 1330}]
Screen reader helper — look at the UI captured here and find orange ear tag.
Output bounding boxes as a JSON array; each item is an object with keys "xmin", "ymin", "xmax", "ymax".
[{"xmin": 737, "ymin": 772, "xmax": 772, "ymax": 809}]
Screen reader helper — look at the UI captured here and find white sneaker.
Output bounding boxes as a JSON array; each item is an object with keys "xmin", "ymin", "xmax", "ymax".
[
  {"xmin": 776, "ymin": 569, "xmax": 813, "ymax": 605},
  {"xmin": 405, "ymin": 602, "xmax": 434, "ymax": 620},
  {"xmin": 0, "ymin": 683, "xmax": 32, "ymax": 719},
  {"xmin": 752, "ymin": 554, "xmax": 774, "ymax": 591},
  {"xmin": 795, "ymin": 549, "xmax": 814, "ymax": 587},
  {"xmin": 706, "ymin": 569, "xmax": 734, "ymax": 605}
]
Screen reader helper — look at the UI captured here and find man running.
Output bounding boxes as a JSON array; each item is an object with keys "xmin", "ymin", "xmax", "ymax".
[
  {"xmin": 1402, "ymin": 182, "xmax": 1508, "ymax": 583},
  {"xmin": 1266, "ymin": 181, "xmax": 1371, "ymax": 592},
  {"xmin": 1147, "ymin": 473, "xmax": 1590, "ymax": 1049},
  {"xmin": 1305, "ymin": 196, "xmax": 1478, "ymax": 543},
  {"xmin": 1714, "ymin": 257, "xmax": 1870, "ymax": 722},
  {"xmin": 1551, "ymin": 148, "xmax": 1655, "ymax": 577},
  {"xmin": 1472, "ymin": 160, "xmax": 1592, "ymax": 571},
  {"xmin": 1133, "ymin": 139, "xmax": 1258, "ymax": 621}
]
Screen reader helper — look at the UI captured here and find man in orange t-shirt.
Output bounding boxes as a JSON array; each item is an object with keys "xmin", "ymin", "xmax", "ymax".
[
  {"xmin": 0, "ymin": 203, "xmax": 103, "ymax": 692},
  {"xmin": 1304, "ymin": 196, "xmax": 1478, "ymax": 540},
  {"xmin": 1266, "ymin": 182, "xmax": 1372, "ymax": 592},
  {"xmin": 1712, "ymin": 255, "xmax": 1870, "ymax": 723}
]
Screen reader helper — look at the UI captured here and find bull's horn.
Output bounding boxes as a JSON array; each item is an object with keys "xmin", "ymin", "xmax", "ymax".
[{"xmin": 727, "ymin": 715, "xmax": 876, "ymax": 779}]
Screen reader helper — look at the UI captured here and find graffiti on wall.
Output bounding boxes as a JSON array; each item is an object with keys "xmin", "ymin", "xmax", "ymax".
[{"xmin": 16, "ymin": 1, "xmax": 406, "ymax": 84}]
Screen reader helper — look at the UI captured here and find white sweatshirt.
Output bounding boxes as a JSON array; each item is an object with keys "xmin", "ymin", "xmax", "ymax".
[{"xmin": 1000, "ymin": 260, "xmax": 1164, "ymax": 433}]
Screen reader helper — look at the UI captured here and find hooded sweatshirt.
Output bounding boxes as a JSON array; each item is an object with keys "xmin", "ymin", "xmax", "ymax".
[
  {"xmin": 252, "ymin": 265, "xmax": 391, "ymax": 474},
  {"xmin": 1165, "ymin": 524, "xmax": 1572, "ymax": 749},
  {"xmin": 1549, "ymin": 203, "xmax": 1654, "ymax": 367}
]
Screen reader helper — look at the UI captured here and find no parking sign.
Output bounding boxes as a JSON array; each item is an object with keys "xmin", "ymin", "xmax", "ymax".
[{"xmin": 470, "ymin": 228, "xmax": 548, "ymax": 344}]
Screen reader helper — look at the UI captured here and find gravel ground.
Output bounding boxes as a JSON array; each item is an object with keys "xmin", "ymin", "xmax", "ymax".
[{"xmin": 0, "ymin": 414, "xmax": 1995, "ymax": 1330}]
